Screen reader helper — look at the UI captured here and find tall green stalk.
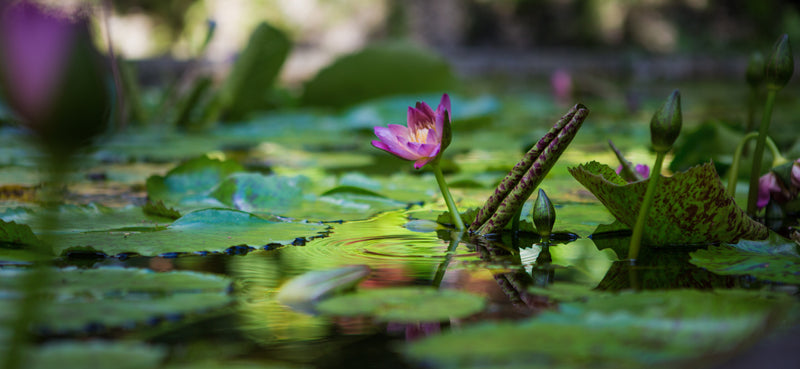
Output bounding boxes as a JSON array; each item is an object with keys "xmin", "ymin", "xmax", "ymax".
[
  {"xmin": 727, "ymin": 132, "xmax": 785, "ymax": 197},
  {"xmin": 432, "ymin": 162, "xmax": 465, "ymax": 231},
  {"xmin": 628, "ymin": 152, "xmax": 665, "ymax": 260},
  {"xmin": 628, "ymin": 89, "xmax": 681, "ymax": 261},
  {"xmin": 746, "ymin": 89, "xmax": 777, "ymax": 215},
  {"xmin": 747, "ymin": 34, "xmax": 794, "ymax": 214}
]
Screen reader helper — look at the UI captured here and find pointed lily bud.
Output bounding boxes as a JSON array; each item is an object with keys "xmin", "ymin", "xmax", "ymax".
[
  {"xmin": 765, "ymin": 34, "xmax": 793, "ymax": 90},
  {"xmin": 746, "ymin": 52, "xmax": 764, "ymax": 88},
  {"xmin": 650, "ymin": 90, "xmax": 682, "ymax": 153},
  {"xmin": 532, "ymin": 188, "xmax": 556, "ymax": 238}
]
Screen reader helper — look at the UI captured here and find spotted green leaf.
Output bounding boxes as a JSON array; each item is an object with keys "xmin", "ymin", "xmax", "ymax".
[{"xmin": 569, "ymin": 161, "xmax": 768, "ymax": 245}]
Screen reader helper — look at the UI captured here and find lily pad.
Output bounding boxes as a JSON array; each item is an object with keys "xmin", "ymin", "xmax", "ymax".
[
  {"xmin": 0, "ymin": 218, "xmax": 41, "ymax": 247},
  {"xmin": 0, "ymin": 267, "xmax": 233, "ymax": 333},
  {"xmin": 210, "ymin": 173, "xmax": 308, "ymax": 214},
  {"xmin": 50, "ymin": 208, "xmax": 327, "ymax": 257},
  {"xmin": 2, "ymin": 204, "xmax": 174, "ymax": 235},
  {"xmin": 146, "ymin": 156, "xmax": 244, "ymax": 205},
  {"xmin": 316, "ymin": 287, "xmax": 485, "ymax": 322},
  {"xmin": 568, "ymin": 161, "xmax": 768, "ymax": 245},
  {"xmin": 405, "ymin": 289, "xmax": 792, "ymax": 368},
  {"xmin": 690, "ymin": 232, "xmax": 800, "ymax": 284},
  {"xmin": 24, "ymin": 341, "xmax": 166, "ymax": 369}
]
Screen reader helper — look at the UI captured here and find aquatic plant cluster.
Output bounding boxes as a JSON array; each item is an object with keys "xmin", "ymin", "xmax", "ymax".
[{"xmin": 0, "ymin": 1, "xmax": 799, "ymax": 369}]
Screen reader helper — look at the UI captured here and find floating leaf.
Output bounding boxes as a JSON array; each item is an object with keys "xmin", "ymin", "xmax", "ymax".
[
  {"xmin": 0, "ymin": 218, "xmax": 41, "ymax": 247},
  {"xmin": 24, "ymin": 341, "xmax": 166, "ymax": 369},
  {"xmin": 301, "ymin": 42, "xmax": 455, "ymax": 108},
  {"xmin": 569, "ymin": 161, "xmax": 768, "ymax": 245},
  {"xmin": 406, "ymin": 289, "xmax": 792, "ymax": 369},
  {"xmin": 146, "ymin": 156, "xmax": 244, "ymax": 204},
  {"xmin": 690, "ymin": 232, "xmax": 800, "ymax": 283},
  {"xmin": 0, "ymin": 267, "xmax": 232, "ymax": 333},
  {"xmin": 210, "ymin": 173, "xmax": 308, "ymax": 213},
  {"xmin": 276, "ymin": 265, "xmax": 371, "ymax": 314},
  {"xmin": 51, "ymin": 208, "xmax": 327, "ymax": 257},
  {"xmin": 143, "ymin": 200, "xmax": 182, "ymax": 220},
  {"xmin": 316, "ymin": 287, "xmax": 485, "ymax": 322}
]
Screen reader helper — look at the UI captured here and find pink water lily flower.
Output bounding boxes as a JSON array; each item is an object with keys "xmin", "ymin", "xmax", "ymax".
[
  {"xmin": 757, "ymin": 159, "xmax": 800, "ymax": 209},
  {"xmin": 372, "ymin": 94, "xmax": 452, "ymax": 169}
]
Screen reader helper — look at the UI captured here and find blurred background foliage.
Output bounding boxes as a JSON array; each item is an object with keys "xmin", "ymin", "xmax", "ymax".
[{"xmin": 4, "ymin": 0, "xmax": 800, "ymax": 131}]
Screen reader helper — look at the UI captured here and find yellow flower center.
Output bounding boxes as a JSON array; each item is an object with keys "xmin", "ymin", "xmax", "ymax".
[{"xmin": 410, "ymin": 120, "xmax": 435, "ymax": 143}]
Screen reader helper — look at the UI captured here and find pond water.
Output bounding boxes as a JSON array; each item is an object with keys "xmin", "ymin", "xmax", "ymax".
[{"xmin": 1, "ymin": 88, "xmax": 798, "ymax": 368}]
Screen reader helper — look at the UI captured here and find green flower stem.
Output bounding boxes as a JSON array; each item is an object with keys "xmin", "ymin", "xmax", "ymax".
[
  {"xmin": 627, "ymin": 152, "xmax": 666, "ymax": 261},
  {"xmin": 432, "ymin": 163, "xmax": 465, "ymax": 231},
  {"xmin": 2, "ymin": 159, "xmax": 62, "ymax": 369},
  {"xmin": 746, "ymin": 88, "xmax": 778, "ymax": 215},
  {"xmin": 727, "ymin": 132, "xmax": 785, "ymax": 197}
]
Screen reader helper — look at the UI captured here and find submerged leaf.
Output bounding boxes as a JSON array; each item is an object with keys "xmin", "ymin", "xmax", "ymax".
[
  {"xmin": 569, "ymin": 161, "xmax": 768, "ymax": 245},
  {"xmin": 316, "ymin": 287, "xmax": 485, "ymax": 322},
  {"xmin": 690, "ymin": 232, "xmax": 800, "ymax": 283}
]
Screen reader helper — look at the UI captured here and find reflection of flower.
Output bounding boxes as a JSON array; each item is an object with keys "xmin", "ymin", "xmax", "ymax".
[
  {"xmin": 758, "ymin": 159, "xmax": 800, "ymax": 209},
  {"xmin": 372, "ymin": 94, "xmax": 451, "ymax": 169},
  {"xmin": 386, "ymin": 322, "xmax": 441, "ymax": 341}
]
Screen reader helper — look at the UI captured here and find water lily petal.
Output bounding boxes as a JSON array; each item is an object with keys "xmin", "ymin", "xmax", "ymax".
[
  {"xmin": 791, "ymin": 161, "xmax": 800, "ymax": 188},
  {"xmin": 436, "ymin": 93, "xmax": 451, "ymax": 117},
  {"xmin": 374, "ymin": 126, "xmax": 418, "ymax": 160},
  {"xmin": 408, "ymin": 106, "xmax": 430, "ymax": 132},
  {"xmin": 415, "ymin": 101, "xmax": 436, "ymax": 123}
]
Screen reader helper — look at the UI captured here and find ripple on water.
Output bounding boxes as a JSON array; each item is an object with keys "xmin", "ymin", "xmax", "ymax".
[{"xmin": 279, "ymin": 210, "xmax": 480, "ymax": 273}]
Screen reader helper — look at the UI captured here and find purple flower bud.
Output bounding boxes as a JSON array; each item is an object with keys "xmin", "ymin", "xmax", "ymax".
[{"xmin": 0, "ymin": 2, "xmax": 74, "ymax": 123}]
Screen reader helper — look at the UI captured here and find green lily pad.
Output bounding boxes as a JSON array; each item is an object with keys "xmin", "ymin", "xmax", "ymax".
[
  {"xmin": 0, "ymin": 218, "xmax": 41, "ymax": 247},
  {"xmin": 569, "ymin": 161, "xmax": 768, "ymax": 245},
  {"xmin": 405, "ymin": 289, "xmax": 792, "ymax": 369},
  {"xmin": 690, "ymin": 232, "xmax": 800, "ymax": 283},
  {"xmin": 0, "ymin": 267, "xmax": 233, "ymax": 333},
  {"xmin": 301, "ymin": 42, "xmax": 455, "ymax": 108},
  {"xmin": 316, "ymin": 287, "xmax": 485, "ymax": 322},
  {"xmin": 24, "ymin": 341, "xmax": 166, "ymax": 369},
  {"xmin": 1, "ymin": 204, "xmax": 174, "ymax": 235},
  {"xmin": 50, "ymin": 208, "xmax": 327, "ymax": 257},
  {"xmin": 146, "ymin": 156, "xmax": 244, "ymax": 205},
  {"xmin": 210, "ymin": 173, "xmax": 308, "ymax": 213}
]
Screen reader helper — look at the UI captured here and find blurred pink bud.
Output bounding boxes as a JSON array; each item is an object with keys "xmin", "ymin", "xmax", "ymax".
[
  {"xmin": 792, "ymin": 160, "xmax": 800, "ymax": 188},
  {"xmin": 550, "ymin": 69, "xmax": 572, "ymax": 105},
  {"xmin": 0, "ymin": 1, "xmax": 75, "ymax": 124}
]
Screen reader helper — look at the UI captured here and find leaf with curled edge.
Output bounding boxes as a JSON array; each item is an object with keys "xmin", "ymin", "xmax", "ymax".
[{"xmin": 569, "ymin": 161, "xmax": 768, "ymax": 246}]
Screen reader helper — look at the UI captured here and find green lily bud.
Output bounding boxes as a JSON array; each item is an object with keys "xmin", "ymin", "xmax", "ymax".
[
  {"xmin": 765, "ymin": 34, "xmax": 793, "ymax": 90},
  {"xmin": 532, "ymin": 188, "xmax": 556, "ymax": 238},
  {"xmin": 650, "ymin": 90, "xmax": 682, "ymax": 153},
  {"xmin": 746, "ymin": 52, "xmax": 765, "ymax": 88}
]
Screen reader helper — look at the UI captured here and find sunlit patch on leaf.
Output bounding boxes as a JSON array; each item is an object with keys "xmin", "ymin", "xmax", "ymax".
[
  {"xmin": 405, "ymin": 289, "xmax": 792, "ymax": 368},
  {"xmin": 0, "ymin": 267, "xmax": 233, "ymax": 333},
  {"xmin": 690, "ymin": 232, "xmax": 800, "ymax": 283},
  {"xmin": 316, "ymin": 287, "xmax": 485, "ymax": 322},
  {"xmin": 210, "ymin": 173, "xmax": 308, "ymax": 213},
  {"xmin": 51, "ymin": 208, "xmax": 327, "ymax": 257},
  {"xmin": 569, "ymin": 161, "xmax": 768, "ymax": 245}
]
